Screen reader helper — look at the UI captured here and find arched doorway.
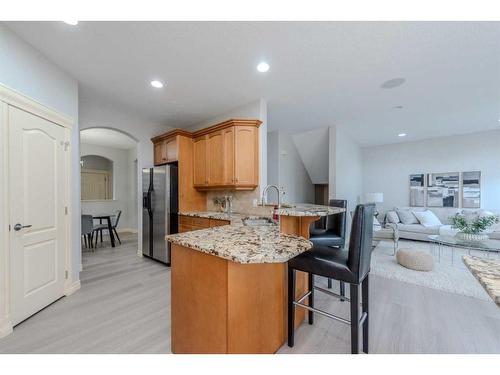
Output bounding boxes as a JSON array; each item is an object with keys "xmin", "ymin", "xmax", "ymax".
[{"xmin": 79, "ymin": 128, "xmax": 139, "ymax": 258}]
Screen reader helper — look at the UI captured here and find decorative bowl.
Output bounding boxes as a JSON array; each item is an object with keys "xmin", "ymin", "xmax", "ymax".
[{"xmin": 455, "ymin": 232, "xmax": 488, "ymax": 242}]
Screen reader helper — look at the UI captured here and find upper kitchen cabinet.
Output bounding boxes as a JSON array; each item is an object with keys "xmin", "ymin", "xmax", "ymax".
[
  {"xmin": 193, "ymin": 119, "xmax": 261, "ymax": 190},
  {"xmin": 193, "ymin": 134, "xmax": 208, "ymax": 186},
  {"xmin": 152, "ymin": 130, "xmax": 192, "ymax": 166},
  {"xmin": 152, "ymin": 119, "xmax": 261, "ymax": 190}
]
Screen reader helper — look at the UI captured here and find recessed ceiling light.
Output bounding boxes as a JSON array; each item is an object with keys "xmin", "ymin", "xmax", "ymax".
[
  {"xmin": 398, "ymin": 133, "xmax": 407, "ymax": 137},
  {"xmin": 150, "ymin": 80, "xmax": 164, "ymax": 89},
  {"xmin": 256, "ymin": 62, "xmax": 270, "ymax": 73},
  {"xmin": 381, "ymin": 77, "xmax": 406, "ymax": 89},
  {"xmin": 393, "ymin": 105, "xmax": 404, "ymax": 109},
  {"xmin": 63, "ymin": 21, "xmax": 78, "ymax": 26}
]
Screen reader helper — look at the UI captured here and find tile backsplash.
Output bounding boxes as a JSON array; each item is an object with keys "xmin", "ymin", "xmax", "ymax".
[{"xmin": 206, "ymin": 189, "xmax": 275, "ymax": 217}]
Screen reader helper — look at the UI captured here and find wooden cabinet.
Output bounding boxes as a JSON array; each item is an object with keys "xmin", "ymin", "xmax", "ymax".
[
  {"xmin": 192, "ymin": 120, "xmax": 260, "ymax": 190},
  {"xmin": 234, "ymin": 126, "xmax": 258, "ymax": 187},
  {"xmin": 178, "ymin": 215, "xmax": 229, "ymax": 232},
  {"xmin": 207, "ymin": 130, "xmax": 224, "ymax": 186},
  {"xmin": 193, "ymin": 135, "xmax": 208, "ymax": 187},
  {"xmin": 222, "ymin": 126, "xmax": 235, "ymax": 185},
  {"xmin": 152, "ymin": 119, "xmax": 261, "ymax": 190},
  {"xmin": 152, "ymin": 136, "xmax": 179, "ymax": 166}
]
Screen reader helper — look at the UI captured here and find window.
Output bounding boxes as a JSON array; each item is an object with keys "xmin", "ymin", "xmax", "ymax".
[{"xmin": 80, "ymin": 155, "xmax": 113, "ymax": 200}]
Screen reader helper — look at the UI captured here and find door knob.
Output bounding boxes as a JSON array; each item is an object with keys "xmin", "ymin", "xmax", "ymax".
[{"xmin": 14, "ymin": 223, "xmax": 32, "ymax": 231}]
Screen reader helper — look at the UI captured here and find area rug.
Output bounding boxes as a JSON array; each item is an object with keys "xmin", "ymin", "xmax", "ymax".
[{"xmin": 371, "ymin": 239, "xmax": 492, "ymax": 301}]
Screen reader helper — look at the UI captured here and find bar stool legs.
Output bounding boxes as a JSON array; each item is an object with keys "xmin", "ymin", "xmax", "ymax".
[
  {"xmin": 287, "ymin": 270, "xmax": 370, "ymax": 354},
  {"xmin": 339, "ymin": 281, "xmax": 346, "ymax": 301},
  {"xmin": 308, "ymin": 273, "xmax": 314, "ymax": 325},
  {"xmin": 287, "ymin": 267, "xmax": 295, "ymax": 347},
  {"xmin": 350, "ymin": 284, "xmax": 359, "ymax": 354},
  {"xmin": 362, "ymin": 275, "xmax": 369, "ymax": 354}
]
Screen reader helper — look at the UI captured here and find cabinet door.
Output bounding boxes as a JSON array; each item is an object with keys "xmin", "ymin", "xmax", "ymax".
[
  {"xmin": 154, "ymin": 141, "xmax": 167, "ymax": 165},
  {"xmin": 165, "ymin": 137, "xmax": 178, "ymax": 162},
  {"xmin": 193, "ymin": 135, "xmax": 207, "ymax": 186},
  {"xmin": 209, "ymin": 219, "xmax": 230, "ymax": 227},
  {"xmin": 222, "ymin": 127, "xmax": 235, "ymax": 185},
  {"xmin": 234, "ymin": 126, "xmax": 258, "ymax": 186},
  {"xmin": 207, "ymin": 130, "xmax": 224, "ymax": 186}
]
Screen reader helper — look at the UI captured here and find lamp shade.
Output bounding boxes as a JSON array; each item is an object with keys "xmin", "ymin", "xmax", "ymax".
[{"xmin": 365, "ymin": 192, "xmax": 383, "ymax": 203}]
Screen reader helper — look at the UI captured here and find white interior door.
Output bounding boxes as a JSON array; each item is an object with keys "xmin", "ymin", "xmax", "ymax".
[{"xmin": 9, "ymin": 105, "xmax": 67, "ymax": 326}]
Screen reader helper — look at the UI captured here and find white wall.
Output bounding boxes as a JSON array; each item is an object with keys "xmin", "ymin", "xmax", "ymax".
[
  {"xmin": 362, "ymin": 130, "xmax": 500, "ymax": 213},
  {"xmin": 78, "ymin": 90, "xmax": 172, "ymax": 252},
  {"xmin": 266, "ymin": 131, "xmax": 280, "ymax": 203},
  {"xmin": 278, "ymin": 132, "xmax": 315, "ymax": 204},
  {"xmin": 266, "ymin": 131, "xmax": 315, "ymax": 205},
  {"xmin": 291, "ymin": 127, "xmax": 329, "ymax": 184},
  {"xmin": 329, "ymin": 126, "xmax": 363, "ymax": 215},
  {"xmin": 80, "ymin": 143, "xmax": 137, "ymax": 232},
  {"xmin": 0, "ymin": 24, "xmax": 80, "ymax": 284}
]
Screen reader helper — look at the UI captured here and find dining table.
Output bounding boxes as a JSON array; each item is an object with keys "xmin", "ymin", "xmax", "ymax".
[{"xmin": 93, "ymin": 213, "xmax": 116, "ymax": 248}]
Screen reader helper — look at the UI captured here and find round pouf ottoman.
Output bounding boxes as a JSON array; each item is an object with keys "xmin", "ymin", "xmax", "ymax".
[{"xmin": 396, "ymin": 249, "xmax": 434, "ymax": 272}]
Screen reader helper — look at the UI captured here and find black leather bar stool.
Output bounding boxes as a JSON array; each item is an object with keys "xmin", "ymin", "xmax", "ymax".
[
  {"xmin": 309, "ymin": 199, "xmax": 347, "ymax": 291},
  {"xmin": 288, "ymin": 203, "xmax": 374, "ymax": 354}
]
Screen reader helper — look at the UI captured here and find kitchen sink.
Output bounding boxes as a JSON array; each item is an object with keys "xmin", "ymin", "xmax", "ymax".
[{"xmin": 242, "ymin": 216, "xmax": 277, "ymax": 227}]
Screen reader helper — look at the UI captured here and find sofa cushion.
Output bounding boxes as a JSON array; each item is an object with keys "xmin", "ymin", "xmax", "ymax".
[
  {"xmin": 413, "ymin": 210, "xmax": 442, "ymax": 227},
  {"xmin": 397, "ymin": 224, "xmax": 440, "ymax": 235},
  {"xmin": 489, "ymin": 231, "xmax": 500, "ymax": 240},
  {"xmin": 386, "ymin": 211, "xmax": 400, "ymax": 224},
  {"xmin": 397, "ymin": 210, "xmax": 419, "ymax": 225}
]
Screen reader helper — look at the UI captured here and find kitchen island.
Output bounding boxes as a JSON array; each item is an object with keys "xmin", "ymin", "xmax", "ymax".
[{"xmin": 166, "ymin": 204, "xmax": 345, "ymax": 354}]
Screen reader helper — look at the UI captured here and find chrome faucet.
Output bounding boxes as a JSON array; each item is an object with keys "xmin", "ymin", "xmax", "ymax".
[
  {"xmin": 224, "ymin": 195, "xmax": 233, "ymax": 215},
  {"xmin": 261, "ymin": 185, "xmax": 282, "ymax": 208}
]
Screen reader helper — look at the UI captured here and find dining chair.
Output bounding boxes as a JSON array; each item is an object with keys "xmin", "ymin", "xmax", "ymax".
[
  {"xmin": 93, "ymin": 210, "xmax": 122, "ymax": 248},
  {"xmin": 111, "ymin": 210, "xmax": 122, "ymax": 245},
  {"xmin": 81, "ymin": 214, "xmax": 94, "ymax": 251}
]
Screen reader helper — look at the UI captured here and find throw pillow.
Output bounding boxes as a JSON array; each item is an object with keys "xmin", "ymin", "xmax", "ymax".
[
  {"xmin": 413, "ymin": 210, "xmax": 442, "ymax": 227},
  {"xmin": 397, "ymin": 210, "xmax": 419, "ymax": 225},
  {"xmin": 386, "ymin": 211, "xmax": 400, "ymax": 224}
]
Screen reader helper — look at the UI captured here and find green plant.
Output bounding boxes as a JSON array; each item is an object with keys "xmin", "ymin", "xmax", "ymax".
[{"xmin": 451, "ymin": 214, "xmax": 499, "ymax": 234}]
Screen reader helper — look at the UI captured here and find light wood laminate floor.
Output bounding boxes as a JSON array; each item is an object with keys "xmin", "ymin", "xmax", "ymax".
[{"xmin": 1, "ymin": 233, "xmax": 499, "ymax": 354}]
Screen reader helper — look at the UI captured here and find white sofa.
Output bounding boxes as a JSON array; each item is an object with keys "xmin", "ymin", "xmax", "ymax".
[{"xmin": 384, "ymin": 207, "xmax": 500, "ymax": 242}]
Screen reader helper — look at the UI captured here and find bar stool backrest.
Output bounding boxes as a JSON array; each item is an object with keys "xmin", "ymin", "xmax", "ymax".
[
  {"xmin": 326, "ymin": 199, "xmax": 347, "ymax": 238},
  {"xmin": 347, "ymin": 204, "xmax": 375, "ymax": 283}
]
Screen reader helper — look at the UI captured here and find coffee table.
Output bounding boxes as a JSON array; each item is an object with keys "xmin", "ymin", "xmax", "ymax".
[{"xmin": 428, "ymin": 234, "xmax": 500, "ymax": 265}]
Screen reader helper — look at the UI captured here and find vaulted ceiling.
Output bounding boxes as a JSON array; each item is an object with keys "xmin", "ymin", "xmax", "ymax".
[{"xmin": 5, "ymin": 21, "xmax": 500, "ymax": 146}]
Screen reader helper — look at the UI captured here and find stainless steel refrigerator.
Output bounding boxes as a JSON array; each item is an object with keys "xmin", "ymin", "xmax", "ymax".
[{"xmin": 142, "ymin": 163, "xmax": 178, "ymax": 265}]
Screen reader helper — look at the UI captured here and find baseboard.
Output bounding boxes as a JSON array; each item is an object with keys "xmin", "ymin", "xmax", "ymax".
[
  {"xmin": 0, "ymin": 317, "xmax": 13, "ymax": 338},
  {"xmin": 64, "ymin": 279, "xmax": 81, "ymax": 296},
  {"xmin": 137, "ymin": 249, "xmax": 143, "ymax": 257}
]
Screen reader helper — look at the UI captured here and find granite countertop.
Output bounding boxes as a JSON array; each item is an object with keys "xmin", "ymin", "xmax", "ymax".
[
  {"xmin": 277, "ymin": 203, "xmax": 346, "ymax": 217},
  {"xmin": 463, "ymin": 255, "xmax": 500, "ymax": 307},
  {"xmin": 167, "ymin": 225, "xmax": 312, "ymax": 264}
]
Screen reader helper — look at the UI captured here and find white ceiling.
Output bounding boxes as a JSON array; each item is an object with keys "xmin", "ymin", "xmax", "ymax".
[
  {"xmin": 80, "ymin": 128, "xmax": 137, "ymax": 149},
  {"xmin": 5, "ymin": 21, "xmax": 500, "ymax": 146}
]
